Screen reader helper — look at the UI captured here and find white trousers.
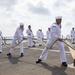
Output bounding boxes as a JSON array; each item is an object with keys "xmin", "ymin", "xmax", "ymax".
[
  {"xmin": 39, "ymin": 38, "xmax": 67, "ymax": 62},
  {"xmin": 0, "ymin": 43, "xmax": 2, "ymax": 52},
  {"xmin": 0, "ymin": 38, "xmax": 2, "ymax": 52},
  {"xmin": 38, "ymin": 37, "xmax": 42, "ymax": 45},
  {"xmin": 47, "ymin": 37, "xmax": 50, "ymax": 41},
  {"xmin": 71, "ymin": 36, "xmax": 75, "ymax": 43},
  {"xmin": 9, "ymin": 37, "xmax": 24, "ymax": 54},
  {"xmin": 27, "ymin": 38, "xmax": 34, "ymax": 46}
]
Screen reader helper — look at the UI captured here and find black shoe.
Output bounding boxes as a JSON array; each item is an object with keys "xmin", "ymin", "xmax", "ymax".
[
  {"xmin": 28, "ymin": 46, "xmax": 30, "ymax": 47},
  {"xmin": 36, "ymin": 59, "xmax": 42, "ymax": 64},
  {"xmin": 39, "ymin": 45, "xmax": 42, "ymax": 46},
  {"xmin": 20, "ymin": 53, "xmax": 24, "ymax": 57},
  {"xmin": 61, "ymin": 62, "xmax": 67, "ymax": 67},
  {"xmin": 32, "ymin": 45, "xmax": 35, "ymax": 47},
  {"xmin": 7, "ymin": 53, "xmax": 11, "ymax": 56},
  {"xmin": 0, "ymin": 52, "xmax": 2, "ymax": 53},
  {"xmin": 72, "ymin": 42, "xmax": 74, "ymax": 44},
  {"xmin": 73, "ymin": 59, "xmax": 75, "ymax": 66}
]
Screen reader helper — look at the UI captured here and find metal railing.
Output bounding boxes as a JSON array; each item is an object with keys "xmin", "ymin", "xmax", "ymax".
[{"xmin": 2, "ymin": 35, "xmax": 71, "ymax": 44}]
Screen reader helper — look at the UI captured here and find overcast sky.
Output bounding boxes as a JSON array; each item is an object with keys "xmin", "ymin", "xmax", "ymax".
[{"xmin": 0, "ymin": 0, "xmax": 75, "ymax": 37}]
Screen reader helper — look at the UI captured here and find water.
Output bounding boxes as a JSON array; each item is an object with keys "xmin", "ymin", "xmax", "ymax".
[
  {"xmin": 2, "ymin": 35, "xmax": 71, "ymax": 44},
  {"xmin": 2, "ymin": 40, "xmax": 28, "ymax": 44}
]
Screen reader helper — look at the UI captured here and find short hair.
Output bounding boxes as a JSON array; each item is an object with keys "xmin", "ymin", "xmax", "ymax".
[{"xmin": 28, "ymin": 25, "xmax": 31, "ymax": 27}]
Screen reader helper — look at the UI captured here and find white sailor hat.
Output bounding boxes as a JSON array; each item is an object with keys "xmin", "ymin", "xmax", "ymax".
[
  {"xmin": 20, "ymin": 23, "xmax": 24, "ymax": 25},
  {"xmin": 55, "ymin": 16, "xmax": 62, "ymax": 19}
]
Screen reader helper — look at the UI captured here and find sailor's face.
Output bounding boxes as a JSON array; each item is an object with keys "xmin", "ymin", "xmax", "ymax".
[
  {"xmin": 20, "ymin": 25, "xmax": 24, "ymax": 30},
  {"xmin": 28, "ymin": 26, "xmax": 31, "ymax": 29},
  {"xmin": 56, "ymin": 19, "xmax": 62, "ymax": 24},
  {"xmin": 48, "ymin": 28, "xmax": 50, "ymax": 31},
  {"xmin": 72, "ymin": 28, "xmax": 74, "ymax": 30}
]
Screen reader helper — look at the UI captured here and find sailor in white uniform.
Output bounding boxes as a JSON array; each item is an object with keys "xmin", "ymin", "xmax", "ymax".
[
  {"xmin": 26, "ymin": 25, "xmax": 35, "ymax": 47},
  {"xmin": 36, "ymin": 16, "xmax": 67, "ymax": 67},
  {"xmin": 7, "ymin": 23, "xmax": 25, "ymax": 57},
  {"xmin": 70, "ymin": 28, "xmax": 75, "ymax": 44},
  {"xmin": 37, "ymin": 29, "xmax": 44, "ymax": 46},
  {"xmin": 0, "ymin": 31, "xmax": 2, "ymax": 53},
  {"xmin": 46, "ymin": 28, "xmax": 51, "ymax": 39}
]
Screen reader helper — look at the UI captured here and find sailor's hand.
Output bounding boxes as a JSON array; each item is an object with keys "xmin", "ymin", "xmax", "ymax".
[{"xmin": 58, "ymin": 38, "xmax": 63, "ymax": 42}]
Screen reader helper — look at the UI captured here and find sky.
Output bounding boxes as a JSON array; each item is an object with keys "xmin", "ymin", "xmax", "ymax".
[{"xmin": 0, "ymin": 0, "xmax": 75, "ymax": 37}]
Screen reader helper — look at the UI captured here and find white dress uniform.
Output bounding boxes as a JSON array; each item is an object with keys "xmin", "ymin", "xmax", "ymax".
[
  {"xmin": 0, "ymin": 31, "xmax": 2, "ymax": 53},
  {"xmin": 70, "ymin": 29, "xmax": 75, "ymax": 43},
  {"xmin": 37, "ymin": 30, "xmax": 44, "ymax": 45},
  {"xmin": 26, "ymin": 29, "xmax": 34, "ymax": 47},
  {"xmin": 9, "ymin": 27, "xmax": 24, "ymax": 54},
  {"xmin": 39, "ymin": 23, "xmax": 67, "ymax": 62},
  {"xmin": 46, "ymin": 30, "xmax": 51, "ymax": 39}
]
